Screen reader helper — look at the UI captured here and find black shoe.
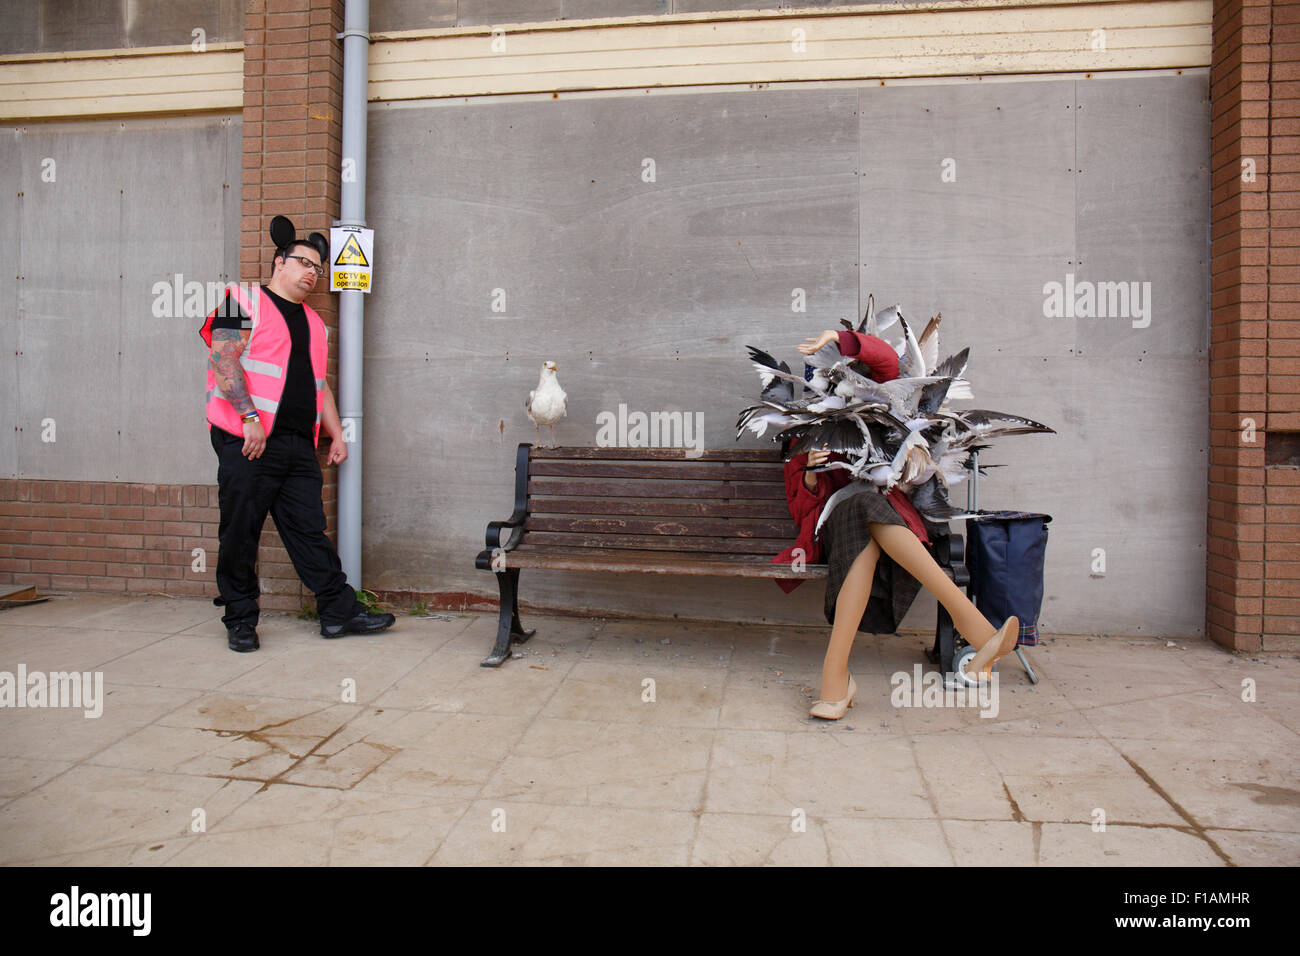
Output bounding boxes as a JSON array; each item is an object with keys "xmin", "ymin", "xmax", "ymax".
[
  {"xmin": 227, "ymin": 623, "xmax": 260, "ymax": 653},
  {"xmin": 320, "ymin": 610, "xmax": 396, "ymax": 639}
]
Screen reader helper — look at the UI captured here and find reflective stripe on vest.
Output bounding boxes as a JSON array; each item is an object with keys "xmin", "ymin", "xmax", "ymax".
[
  {"xmin": 241, "ymin": 357, "xmax": 284, "ymax": 379},
  {"xmin": 205, "ymin": 387, "xmax": 279, "ymax": 414}
]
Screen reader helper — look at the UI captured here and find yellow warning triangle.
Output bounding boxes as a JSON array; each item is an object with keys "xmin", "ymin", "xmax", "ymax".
[{"xmin": 334, "ymin": 234, "xmax": 369, "ymax": 267}]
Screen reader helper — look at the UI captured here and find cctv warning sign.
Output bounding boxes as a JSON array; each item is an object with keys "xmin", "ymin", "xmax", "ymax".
[{"xmin": 330, "ymin": 226, "xmax": 374, "ymax": 293}]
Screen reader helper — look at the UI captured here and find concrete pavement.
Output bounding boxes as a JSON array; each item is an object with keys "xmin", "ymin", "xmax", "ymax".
[{"xmin": 0, "ymin": 593, "xmax": 1296, "ymax": 866}]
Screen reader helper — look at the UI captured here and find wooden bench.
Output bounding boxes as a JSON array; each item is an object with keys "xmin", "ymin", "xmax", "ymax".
[{"xmin": 474, "ymin": 444, "xmax": 968, "ymax": 669}]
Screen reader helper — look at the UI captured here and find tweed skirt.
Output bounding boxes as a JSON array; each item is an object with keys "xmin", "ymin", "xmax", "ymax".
[{"xmin": 819, "ymin": 489, "xmax": 941, "ymax": 635}]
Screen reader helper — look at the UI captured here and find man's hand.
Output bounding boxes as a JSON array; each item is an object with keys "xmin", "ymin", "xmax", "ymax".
[
  {"xmin": 797, "ymin": 330, "xmax": 839, "ymax": 355},
  {"xmin": 242, "ymin": 419, "xmax": 267, "ymax": 459},
  {"xmin": 320, "ymin": 386, "xmax": 347, "ymax": 466},
  {"xmin": 326, "ymin": 437, "xmax": 347, "ymax": 466}
]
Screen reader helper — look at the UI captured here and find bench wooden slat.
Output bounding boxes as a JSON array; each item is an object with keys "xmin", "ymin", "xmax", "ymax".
[
  {"xmin": 530, "ymin": 447, "xmax": 783, "ymax": 462},
  {"xmin": 529, "ymin": 460, "xmax": 782, "ymax": 482},
  {"xmin": 527, "ymin": 496, "xmax": 793, "ymax": 520},
  {"xmin": 521, "ymin": 530, "xmax": 790, "ymax": 554},
  {"xmin": 527, "ymin": 478, "xmax": 787, "ymax": 500},
  {"xmin": 525, "ymin": 514, "xmax": 796, "ymax": 538},
  {"xmin": 505, "ymin": 545, "xmax": 826, "ymax": 578}
]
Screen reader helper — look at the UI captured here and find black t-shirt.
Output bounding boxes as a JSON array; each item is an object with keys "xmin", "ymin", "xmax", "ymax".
[{"xmin": 210, "ymin": 286, "xmax": 317, "ymax": 439}]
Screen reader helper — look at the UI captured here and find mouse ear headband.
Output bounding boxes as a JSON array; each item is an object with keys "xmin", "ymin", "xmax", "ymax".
[{"xmin": 269, "ymin": 215, "xmax": 328, "ymax": 263}]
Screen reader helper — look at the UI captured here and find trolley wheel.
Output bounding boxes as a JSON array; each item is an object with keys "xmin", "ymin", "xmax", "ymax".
[{"xmin": 953, "ymin": 645, "xmax": 979, "ymax": 684}]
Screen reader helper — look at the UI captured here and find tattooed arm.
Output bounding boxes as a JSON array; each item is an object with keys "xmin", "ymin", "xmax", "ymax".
[
  {"xmin": 210, "ymin": 329, "xmax": 256, "ymax": 417},
  {"xmin": 210, "ymin": 328, "xmax": 266, "ymax": 459}
]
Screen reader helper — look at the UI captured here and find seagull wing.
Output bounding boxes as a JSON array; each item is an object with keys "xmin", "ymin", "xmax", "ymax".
[
  {"xmin": 815, "ymin": 480, "xmax": 876, "ymax": 536},
  {"xmin": 782, "ymin": 415, "xmax": 872, "ymax": 459},
  {"xmin": 871, "ymin": 304, "xmax": 901, "ymax": 338},
  {"xmin": 896, "ymin": 313, "xmax": 926, "ymax": 379},
  {"xmin": 746, "ymin": 346, "xmax": 796, "ymax": 404},
  {"xmin": 918, "ymin": 313, "xmax": 941, "ymax": 374},
  {"xmin": 908, "ymin": 474, "xmax": 970, "ymax": 523},
  {"xmin": 857, "ymin": 294, "xmax": 875, "ymax": 334},
  {"xmin": 953, "ymin": 409, "xmax": 1056, "ymax": 441}
]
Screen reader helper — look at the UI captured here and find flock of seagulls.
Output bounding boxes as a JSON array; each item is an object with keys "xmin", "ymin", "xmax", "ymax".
[{"xmin": 738, "ymin": 300, "xmax": 1054, "ymax": 529}]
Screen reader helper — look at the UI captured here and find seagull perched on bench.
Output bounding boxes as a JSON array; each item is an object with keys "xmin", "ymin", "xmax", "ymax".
[{"xmin": 526, "ymin": 361, "xmax": 567, "ymax": 448}]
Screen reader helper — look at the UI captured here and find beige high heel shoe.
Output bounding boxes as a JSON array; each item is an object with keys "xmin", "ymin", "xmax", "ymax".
[
  {"xmin": 959, "ymin": 616, "xmax": 1019, "ymax": 685},
  {"xmin": 810, "ymin": 674, "xmax": 857, "ymax": 720}
]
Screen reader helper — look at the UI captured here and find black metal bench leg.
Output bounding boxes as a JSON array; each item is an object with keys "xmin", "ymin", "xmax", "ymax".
[
  {"xmin": 932, "ymin": 606, "xmax": 958, "ymax": 676},
  {"xmin": 481, "ymin": 568, "xmax": 536, "ymax": 668}
]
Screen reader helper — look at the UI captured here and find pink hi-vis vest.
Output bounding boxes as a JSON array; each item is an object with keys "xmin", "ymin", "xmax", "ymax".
[{"xmin": 200, "ymin": 285, "xmax": 329, "ymax": 446}]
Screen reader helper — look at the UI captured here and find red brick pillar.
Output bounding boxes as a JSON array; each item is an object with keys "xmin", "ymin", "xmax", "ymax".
[
  {"xmin": 1209, "ymin": 0, "xmax": 1299, "ymax": 651},
  {"xmin": 241, "ymin": 0, "xmax": 345, "ymax": 612}
]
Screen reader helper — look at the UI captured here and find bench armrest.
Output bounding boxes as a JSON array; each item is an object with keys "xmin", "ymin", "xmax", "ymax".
[
  {"xmin": 476, "ymin": 443, "xmax": 533, "ymax": 569},
  {"xmin": 486, "ymin": 517, "xmax": 525, "ymax": 550},
  {"xmin": 932, "ymin": 528, "xmax": 969, "ymax": 588}
]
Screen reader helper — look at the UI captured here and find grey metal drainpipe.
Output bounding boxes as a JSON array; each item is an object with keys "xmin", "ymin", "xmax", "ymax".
[{"xmin": 337, "ymin": 0, "xmax": 369, "ymax": 587}]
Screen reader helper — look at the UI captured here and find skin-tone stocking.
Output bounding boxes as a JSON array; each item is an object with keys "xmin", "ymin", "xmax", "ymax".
[{"xmin": 818, "ymin": 522, "xmax": 998, "ymax": 701}]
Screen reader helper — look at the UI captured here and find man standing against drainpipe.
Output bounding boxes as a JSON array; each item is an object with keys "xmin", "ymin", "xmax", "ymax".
[{"xmin": 202, "ymin": 217, "xmax": 394, "ymax": 653}]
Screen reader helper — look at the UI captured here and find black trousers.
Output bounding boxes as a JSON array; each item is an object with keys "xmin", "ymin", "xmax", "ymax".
[{"xmin": 210, "ymin": 427, "xmax": 362, "ymax": 628}]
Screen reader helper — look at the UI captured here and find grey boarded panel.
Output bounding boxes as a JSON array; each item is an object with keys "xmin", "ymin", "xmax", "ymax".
[
  {"xmin": 0, "ymin": 3, "xmax": 40, "ymax": 55},
  {"xmin": 456, "ymin": 0, "xmax": 564, "ymax": 26},
  {"xmin": 0, "ymin": 129, "xmax": 19, "ymax": 476},
  {"xmin": 0, "ymin": 0, "xmax": 241, "ymax": 54},
  {"xmin": 366, "ymin": 88, "xmax": 858, "ymax": 365},
  {"xmin": 35, "ymin": 0, "xmax": 124, "ymax": 54},
  {"xmin": 118, "ymin": 115, "xmax": 236, "ymax": 485},
  {"xmin": 563, "ymin": 1, "xmax": 670, "ymax": 19},
  {"xmin": 673, "ymin": 1, "xmax": 781, "ymax": 12},
  {"xmin": 126, "ymin": 0, "xmax": 244, "ymax": 49},
  {"xmin": 960, "ymin": 355, "xmax": 1208, "ymax": 636},
  {"xmin": 17, "ymin": 122, "xmax": 122, "ymax": 481},
  {"xmin": 372, "ymin": 0, "xmax": 457, "ymax": 32},
  {"xmin": 363, "ymin": 88, "xmax": 857, "ymax": 600},
  {"xmin": 781, "ymin": 0, "xmax": 915, "ymax": 7},
  {"xmin": 223, "ymin": 116, "xmax": 241, "ymax": 283},
  {"xmin": 1074, "ymin": 75, "xmax": 1210, "ymax": 359},
  {"xmin": 858, "ymin": 81, "xmax": 1077, "ymax": 362}
]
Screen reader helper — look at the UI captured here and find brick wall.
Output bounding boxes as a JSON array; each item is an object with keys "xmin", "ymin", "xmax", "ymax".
[
  {"xmin": 0, "ymin": 479, "xmax": 218, "ymax": 598},
  {"xmin": 1209, "ymin": 0, "xmax": 1299, "ymax": 650},
  {"xmin": 237, "ymin": 0, "xmax": 346, "ymax": 611}
]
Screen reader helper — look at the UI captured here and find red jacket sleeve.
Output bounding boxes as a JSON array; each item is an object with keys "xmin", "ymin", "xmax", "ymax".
[
  {"xmin": 836, "ymin": 331, "xmax": 899, "ymax": 383},
  {"xmin": 771, "ymin": 452, "xmax": 849, "ymax": 593}
]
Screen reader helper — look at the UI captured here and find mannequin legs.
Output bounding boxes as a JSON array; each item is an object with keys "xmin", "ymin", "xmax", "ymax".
[
  {"xmin": 819, "ymin": 539, "xmax": 879, "ymax": 701},
  {"xmin": 869, "ymin": 523, "xmax": 998, "ymax": 650},
  {"xmin": 817, "ymin": 522, "xmax": 1004, "ymax": 703}
]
